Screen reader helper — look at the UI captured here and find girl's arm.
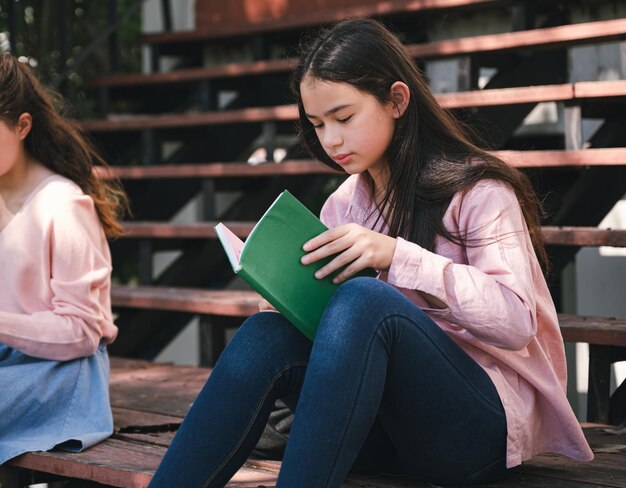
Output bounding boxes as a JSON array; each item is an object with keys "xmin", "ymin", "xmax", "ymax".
[
  {"xmin": 387, "ymin": 180, "xmax": 539, "ymax": 351},
  {"xmin": 0, "ymin": 193, "xmax": 116, "ymax": 361},
  {"xmin": 309, "ymin": 179, "xmax": 540, "ymax": 351}
]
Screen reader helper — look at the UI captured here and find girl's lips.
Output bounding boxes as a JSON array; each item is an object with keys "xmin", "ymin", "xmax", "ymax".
[{"xmin": 333, "ymin": 153, "xmax": 353, "ymax": 165}]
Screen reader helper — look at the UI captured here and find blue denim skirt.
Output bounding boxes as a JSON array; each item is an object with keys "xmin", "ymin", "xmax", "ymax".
[{"xmin": 0, "ymin": 342, "xmax": 114, "ymax": 464}]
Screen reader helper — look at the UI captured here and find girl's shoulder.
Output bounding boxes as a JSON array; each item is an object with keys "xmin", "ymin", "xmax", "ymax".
[
  {"xmin": 29, "ymin": 174, "xmax": 97, "ymax": 223},
  {"xmin": 446, "ymin": 178, "xmax": 520, "ymax": 228}
]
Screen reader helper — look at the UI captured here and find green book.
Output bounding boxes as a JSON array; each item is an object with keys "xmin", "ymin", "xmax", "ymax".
[{"xmin": 214, "ymin": 190, "xmax": 376, "ymax": 341}]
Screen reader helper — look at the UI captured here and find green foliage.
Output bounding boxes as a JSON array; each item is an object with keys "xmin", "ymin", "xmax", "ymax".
[{"xmin": 0, "ymin": 0, "xmax": 142, "ymax": 118}]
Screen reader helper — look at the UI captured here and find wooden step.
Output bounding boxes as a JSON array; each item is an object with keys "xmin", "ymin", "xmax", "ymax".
[
  {"xmin": 541, "ymin": 227, "xmax": 626, "ymax": 247},
  {"xmin": 110, "ymin": 286, "xmax": 626, "ymax": 347},
  {"xmin": 93, "ymin": 19, "xmax": 626, "ymax": 90},
  {"xmin": 9, "ymin": 358, "xmax": 626, "ymax": 487},
  {"xmin": 121, "ymin": 223, "xmax": 626, "ymax": 248},
  {"xmin": 96, "ymin": 160, "xmax": 337, "ymax": 180},
  {"xmin": 141, "ymin": 0, "xmax": 503, "ymax": 45},
  {"xmin": 96, "ymin": 149, "xmax": 626, "ymax": 181},
  {"xmin": 81, "ymin": 80, "xmax": 626, "ymax": 132}
]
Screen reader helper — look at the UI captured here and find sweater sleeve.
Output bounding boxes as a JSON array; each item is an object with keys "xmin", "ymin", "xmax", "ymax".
[
  {"xmin": 0, "ymin": 191, "xmax": 116, "ymax": 361},
  {"xmin": 387, "ymin": 180, "xmax": 538, "ymax": 351}
]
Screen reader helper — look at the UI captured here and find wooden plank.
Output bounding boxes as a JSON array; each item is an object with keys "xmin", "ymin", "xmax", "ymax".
[
  {"xmin": 574, "ymin": 79, "xmax": 626, "ymax": 99},
  {"xmin": 122, "ymin": 222, "xmax": 626, "ymax": 248},
  {"xmin": 88, "ymin": 58, "xmax": 296, "ymax": 88},
  {"xmin": 96, "ymin": 160, "xmax": 336, "ymax": 180},
  {"xmin": 111, "ymin": 287, "xmax": 259, "ymax": 318},
  {"xmin": 437, "ymin": 84, "xmax": 574, "ymax": 108},
  {"xmin": 8, "ymin": 439, "xmax": 162, "ymax": 488},
  {"xmin": 82, "ymin": 105, "xmax": 298, "ymax": 132},
  {"xmin": 542, "ymin": 227, "xmax": 626, "ymax": 247},
  {"xmin": 518, "ymin": 451, "xmax": 626, "ymax": 488},
  {"xmin": 8, "ymin": 438, "xmax": 280, "ymax": 488},
  {"xmin": 559, "ymin": 315, "xmax": 626, "ymax": 347},
  {"xmin": 122, "ymin": 221, "xmax": 255, "ymax": 238},
  {"xmin": 493, "ymin": 148, "xmax": 626, "ymax": 168},
  {"xmin": 408, "ymin": 17, "xmax": 626, "ymax": 59}
]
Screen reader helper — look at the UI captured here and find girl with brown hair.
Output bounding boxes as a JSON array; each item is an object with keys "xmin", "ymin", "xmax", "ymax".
[
  {"xmin": 149, "ymin": 19, "xmax": 592, "ymax": 487},
  {"xmin": 0, "ymin": 53, "xmax": 127, "ymax": 464}
]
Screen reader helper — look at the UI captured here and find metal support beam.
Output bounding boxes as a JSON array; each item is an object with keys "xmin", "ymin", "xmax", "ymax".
[{"xmin": 564, "ymin": 104, "xmax": 583, "ymax": 151}]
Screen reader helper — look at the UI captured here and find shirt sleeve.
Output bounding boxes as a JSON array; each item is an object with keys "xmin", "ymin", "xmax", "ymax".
[
  {"xmin": 0, "ymin": 192, "xmax": 116, "ymax": 361},
  {"xmin": 387, "ymin": 180, "xmax": 538, "ymax": 351}
]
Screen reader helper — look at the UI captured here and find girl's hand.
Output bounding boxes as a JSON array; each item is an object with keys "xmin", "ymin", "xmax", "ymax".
[
  {"xmin": 258, "ymin": 298, "xmax": 278, "ymax": 313},
  {"xmin": 301, "ymin": 224, "xmax": 397, "ymax": 284}
]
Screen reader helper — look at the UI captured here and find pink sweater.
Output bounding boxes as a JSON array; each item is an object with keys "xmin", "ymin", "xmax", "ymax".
[
  {"xmin": 0, "ymin": 175, "xmax": 118, "ymax": 361},
  {"xmin": 320, "ymin": 175, "xmax": 593, "ymax": 468}
]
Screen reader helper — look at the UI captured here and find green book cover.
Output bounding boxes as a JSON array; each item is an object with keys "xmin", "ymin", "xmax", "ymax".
[{"xmin": 214, "ymin": 190, "xmax": 376, "ymax": 340}]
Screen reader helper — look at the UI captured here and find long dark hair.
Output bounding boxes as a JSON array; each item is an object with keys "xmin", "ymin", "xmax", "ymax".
[
  {"xmin": 0, "ymin": 53, "xmax": 127, "ymax": 238},
  {"xmin": 290, "ymin": 19, "xmax": 548, "ymax": 272}
]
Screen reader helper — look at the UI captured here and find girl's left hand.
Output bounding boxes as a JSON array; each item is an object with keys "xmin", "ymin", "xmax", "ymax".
[{"xmin": 301, "ymin": 224, "xmax": 397, "ymax": 284}]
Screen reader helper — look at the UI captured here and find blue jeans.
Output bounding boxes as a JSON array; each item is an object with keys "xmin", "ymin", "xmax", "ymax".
[{"xmin": 149, "ymin": 278, "xmax": 507, "ymax": 487}]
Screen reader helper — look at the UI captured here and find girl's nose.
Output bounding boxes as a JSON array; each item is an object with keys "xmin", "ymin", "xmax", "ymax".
[{"xmin": 322, "ymin": 128, "xmax": 342, "ymax": 149}]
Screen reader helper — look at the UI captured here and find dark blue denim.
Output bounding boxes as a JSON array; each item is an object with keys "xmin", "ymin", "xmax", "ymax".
[{"xmin": 149, "ymin": 278, "xmax": 507, "ymax": 488}]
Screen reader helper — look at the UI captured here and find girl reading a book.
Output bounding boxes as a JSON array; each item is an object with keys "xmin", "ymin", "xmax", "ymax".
[
  {"xmin": 0, "ymin": 53, "xmax": 126, "ymax": 464},
  {"xmin": 149, "ymin": 19, "xmax": 592, "ymax": 487}
]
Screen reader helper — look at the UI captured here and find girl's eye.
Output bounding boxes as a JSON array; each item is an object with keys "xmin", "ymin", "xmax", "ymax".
[
  {"xmin": 338, "ymin": 115, "xmax": 352, "ymax": 123},
  {"xmin": 312, "ymin": 123, "xmax": 324, "ymax": 129}
]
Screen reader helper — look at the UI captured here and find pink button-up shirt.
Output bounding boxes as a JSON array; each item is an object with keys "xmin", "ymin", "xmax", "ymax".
[{"xmin": 320, "ymin": 174, "xmax": 593, "ymax": 468}]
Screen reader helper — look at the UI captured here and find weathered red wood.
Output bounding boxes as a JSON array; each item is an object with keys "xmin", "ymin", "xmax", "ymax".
[
  {"xmin": 122, "ymin": 221, "xmax": 255, "ymax": 238},
  {"xmin": 88, "ymin": 58, "xmax": 296, "ymax": 88},
  {"xmin": 574, "ymin": 79, "xmax": 626, "ymax": 99},
  {"xmin": 492, "ymin": 148, "xmax": 626, "ymax": 168},
  {"xmin": 96, "ymin": 160, "xmax": 336, "ymax": 180},
  {"xmin": 111, "ymin": 287, "xmax": 260, "ymax": 317},
  {"xmin": 121, "ymin": 222, "xmax": 626, "ymax": 248},
  {"xmin": 408, "ymin": 17, "xmax": 626, "ymax": 59},
  {"xmin": 82, "ymin": 105, "xmax": 298, "ymax": 132},
  {"xmin": 542, "ymin": 227, "xmax": 626, "ymax": 247},
  {"xmin": 437, "ymin": 84, "xmax": 574, "ymax": 108},
  {"xmin": 559, "ymin": 315, "xmax": 626, "ymax": 347},
  {"xmin": 9, "ymin": 439, "xmax": 162, "ymax": 488}
]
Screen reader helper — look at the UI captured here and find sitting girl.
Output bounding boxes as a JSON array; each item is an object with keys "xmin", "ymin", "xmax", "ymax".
[
  {"xmin": 149, "ymin": 19, "xmax": 592, "ymax": 487},
  {"xmin": 0, "ymin": 53, "xmax": 127, "ymax": 464}
]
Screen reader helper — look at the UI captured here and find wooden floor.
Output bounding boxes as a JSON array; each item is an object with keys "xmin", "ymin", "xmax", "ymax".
[{"xmin": 8, "ymin": 358, "xmax": 626, "ymax": 487}]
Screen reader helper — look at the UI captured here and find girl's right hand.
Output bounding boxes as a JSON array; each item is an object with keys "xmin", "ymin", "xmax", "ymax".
[{"xmin": 258, "ymin": 298, "xmax": 278, "ymax": 313}]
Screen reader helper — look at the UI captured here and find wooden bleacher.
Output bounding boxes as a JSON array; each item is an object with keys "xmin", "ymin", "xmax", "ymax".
[
  {"xmin": 4, "ymin": 358, "xmax": 626, "ymax": 488},
  {"xmin": 4, "ymin": 1, "xmax": 626, "ymax": 486}
]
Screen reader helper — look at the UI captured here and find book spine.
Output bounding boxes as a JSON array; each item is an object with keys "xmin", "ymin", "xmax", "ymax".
[{"xmin": 237, "ymin": 268, "xmax": 314, "ymax": 341}]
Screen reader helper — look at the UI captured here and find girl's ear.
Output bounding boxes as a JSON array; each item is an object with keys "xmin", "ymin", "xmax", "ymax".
[
  {"xmin": 389, "ymin": 81, "xmax": 410, "ymax": 119},
  {"xmin": 15, "ymin": 113, "xmax": 32, "ymax": 140}
]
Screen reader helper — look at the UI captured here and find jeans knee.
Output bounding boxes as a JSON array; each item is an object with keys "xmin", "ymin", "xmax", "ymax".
[{"xmin": 219, "ymin": 313, "xmax": 310, "ymax": 378}]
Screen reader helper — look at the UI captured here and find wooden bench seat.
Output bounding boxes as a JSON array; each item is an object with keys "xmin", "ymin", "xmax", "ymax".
[
  {"xmin": 4, "ymin": 358, "xmax": 626, "ymax": 487},
  {"xmin": 82, "ymin": 80, "xmax": 626, "ymax": 132},
  {"xmin": 91, "ymin": 19, "xmax": 626, "ymax": 91}
]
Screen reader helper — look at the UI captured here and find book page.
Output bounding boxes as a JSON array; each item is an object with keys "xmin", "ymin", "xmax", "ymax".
[{"xmin": 214, "ymin": 223, "xmax": 245, "ymax": 272}]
